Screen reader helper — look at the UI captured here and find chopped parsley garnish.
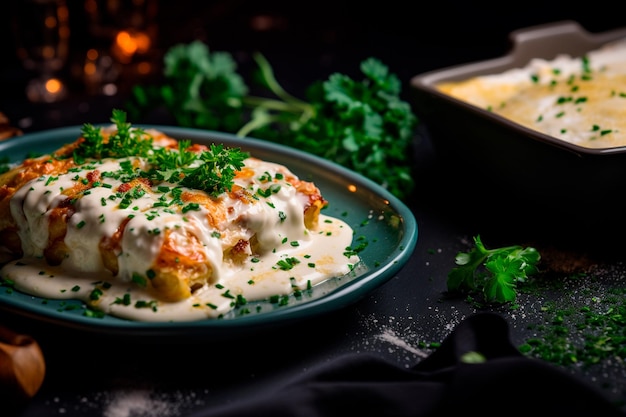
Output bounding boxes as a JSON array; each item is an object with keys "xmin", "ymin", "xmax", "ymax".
[
  {"xmin": 276, "ymin": 257, "xmax": 300, "ymax": 270},
  {"xmin": 74, "ymin": 109, "xmax": 249, "ymax": 198}
]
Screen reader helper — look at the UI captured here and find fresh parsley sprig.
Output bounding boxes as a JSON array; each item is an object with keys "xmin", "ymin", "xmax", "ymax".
[
  {"xmin": 75, "ymin": 109, "xmax": 249, "ymax": 197},
  {"xmin": 76, "ymin": 109, "xmax": 154, "ymax": 163},
  {"xmin": 180, "ymin": 144, "xmax": 247, "ymax": 196},
  {"xmin": 126, "ymin": 41, "xmax": 417, "ymax": 200},
  {"xmin": 447, "ymin": 235, "xmax": 541, "ymax": 304}
]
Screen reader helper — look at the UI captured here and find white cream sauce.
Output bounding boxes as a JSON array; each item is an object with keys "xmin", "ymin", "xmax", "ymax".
[{"xmin": 1, "ymin": 151, "xmax": 361, "ymax": 322}]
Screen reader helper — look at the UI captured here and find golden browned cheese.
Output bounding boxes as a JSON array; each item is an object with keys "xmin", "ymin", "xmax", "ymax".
[
  {"xmin": 98, "ymin": 217, "xmax": 131, "ymax": 276},
  {"xmin": 149, "ymin": 228, "xmax": 214, "ymax": 302},
  {"xmin": 141, "ymin": 188, "xmax": 228, "ymax": 301},
  {"xmin": 0, "ymin": 156, "xmax": 77, "ymax": 257},
  {"xmin": 295, "ymin": 181, "xmax": 326, "ymax": 230}
]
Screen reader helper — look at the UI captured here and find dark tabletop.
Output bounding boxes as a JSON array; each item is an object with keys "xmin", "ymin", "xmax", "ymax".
[{"xmin": 2, "ymin": 1, "xmax": 626, "ymax": 416}]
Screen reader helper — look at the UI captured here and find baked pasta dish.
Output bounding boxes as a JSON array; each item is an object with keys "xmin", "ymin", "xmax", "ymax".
[
  {"xmin": 0, "ymin": 110, "xmax": 361, "ymax": 321},
  {"xmin": 436, "ymin": 38, "xmax": 626, "ymax": 149}
]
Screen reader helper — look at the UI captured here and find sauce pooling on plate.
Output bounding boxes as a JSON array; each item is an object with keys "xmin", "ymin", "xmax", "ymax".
[{"xmin": 0, "ymin": 116, "xmax": 361, "ymax": 322}]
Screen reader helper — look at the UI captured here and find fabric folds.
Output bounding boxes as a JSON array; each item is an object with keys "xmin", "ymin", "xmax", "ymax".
[{"xmin": 189, "ymin": 312, "xmax": 624, "ymax": 417}]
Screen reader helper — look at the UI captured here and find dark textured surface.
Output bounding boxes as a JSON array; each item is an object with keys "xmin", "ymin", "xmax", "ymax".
[{"xmin": 1, "ymin": 2, "xmax": 625, "ymax": 415}]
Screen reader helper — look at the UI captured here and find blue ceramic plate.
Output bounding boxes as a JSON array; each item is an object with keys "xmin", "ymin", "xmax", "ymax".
[{"xmin": 0, "ymin": 125, "xmax": 417, "ymax": 338}]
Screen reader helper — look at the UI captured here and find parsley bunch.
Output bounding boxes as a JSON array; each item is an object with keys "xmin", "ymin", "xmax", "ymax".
[
  {"xmin": 179, "ymin": 143, "xmax": 246, "ymax": 195},
  {"xmin": 126, "ymin": 41, "xmax": 418, "ymax": 200},
  {"xmin": 76, "ymin": 109, "xmax": 153, "ymax": 162},
  {"xmin": 447, "ymin": 235, "xmax": 541, "ymax": 304},
  {"xmin": 128, "ymin": 41, "xmax": 248, "ymax": 133}
]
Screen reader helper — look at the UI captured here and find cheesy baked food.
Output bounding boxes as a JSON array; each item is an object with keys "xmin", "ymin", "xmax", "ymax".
[
  {"xmin": 0, "ymin": 110, "xmax": 360, "ymax": 321},
  {"xmin": 436, "ymin": 38, "xmax": 626, "ymax": 149}
]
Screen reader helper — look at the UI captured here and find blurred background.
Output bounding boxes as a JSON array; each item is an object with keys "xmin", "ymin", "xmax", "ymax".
[{"xmin": 0, "ymin": 0, "xmax": 622, "ymax": 133}]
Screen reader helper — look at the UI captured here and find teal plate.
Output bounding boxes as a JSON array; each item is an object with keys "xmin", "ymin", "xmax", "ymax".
[{"xmin": 0, "ymin": 125, "xmax": 417, "ymax": 339}]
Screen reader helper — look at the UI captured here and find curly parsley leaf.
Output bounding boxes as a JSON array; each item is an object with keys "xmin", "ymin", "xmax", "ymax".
[
  {"xmin": 447, "ymin": 235, "xmax": 541, "ymax": 304},
  {"xmin": 284, "ymin": 58, "xmax": 417, "ymax": 200},
  {"xmin": 127, "ymin": 41, "xmax": 248, "ymax": 133},
  {"xmin": 180, "ymin": 144, "xmax": 247, "ymax": 196},
  {"xmin": 75, "ymin": 109, "xmax": 249, "ymax": 197},
  {"xmin": 76, "ymin": 109, "xmax": 153, "ymax": 163}
]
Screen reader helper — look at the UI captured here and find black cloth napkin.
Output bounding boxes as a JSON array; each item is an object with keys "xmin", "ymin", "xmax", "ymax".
[{"xmin": 189, "ymin": 312, "xmax": 624, "ymax": 417}]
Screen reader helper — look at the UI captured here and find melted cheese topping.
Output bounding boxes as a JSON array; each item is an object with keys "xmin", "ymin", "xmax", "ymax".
[
  {"xmin": 436, "ymin": 38, "xmax": 626, "ymax": 149},
  {"xmin": 0, "ymin": 130, "xmax": 361, "ymax": 322}
]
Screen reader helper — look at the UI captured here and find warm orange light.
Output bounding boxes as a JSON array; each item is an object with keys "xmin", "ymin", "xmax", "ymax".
[
  {"xmin": 113, "ymin": 30, "xmax": 152, "ymax": 64},
  {"xmin": 42, "ymin": 45, "xmax": 56, "ymax": 59},
  {"xmin": 87, "ymin": 48, "xmax": 99, "ymax": 61},
  {"xmin": 58, "ymin": 4, "xmax": 69, "ymax": 20},
  {"xmin": 59, "ymin": 24, "xmax": 70, "ymax": 39},
  {"xmin": 84, "ymin": 49, "xmax": 98, "ymax": 76},
  {"xmin": 115, "ymin": 31, "xmax": 137, "ymax": 56},
  {"xmin": 348, "ymin": 184, "xmax": 357, "ymax": 193},
  {"xmin": 84, "ymin": 61, "xmax": 96, "ymax": 76},
  {"xmin": 45, "ymin": 78, "xmax": 62, "ymax": 94},
  {"xmin": 137, "ymin": 62, "xmax": 152, "ymax": 75},
  {"xmin": 44, "ymin": 15, "xmax": 57, "ymax": 30},
  {"xmin": 134, "ymin": 32, "xmax": 151, "ymax": 54}
]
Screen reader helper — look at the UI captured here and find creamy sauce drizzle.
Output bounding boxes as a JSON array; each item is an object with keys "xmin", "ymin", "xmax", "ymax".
[
  {"xmin": 1, "ymin": 213, "xmax": 357, "ymax": 322},
  {"xmin": 1, "ymin": 143, "xmax": 361, "ymax": 322}
]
